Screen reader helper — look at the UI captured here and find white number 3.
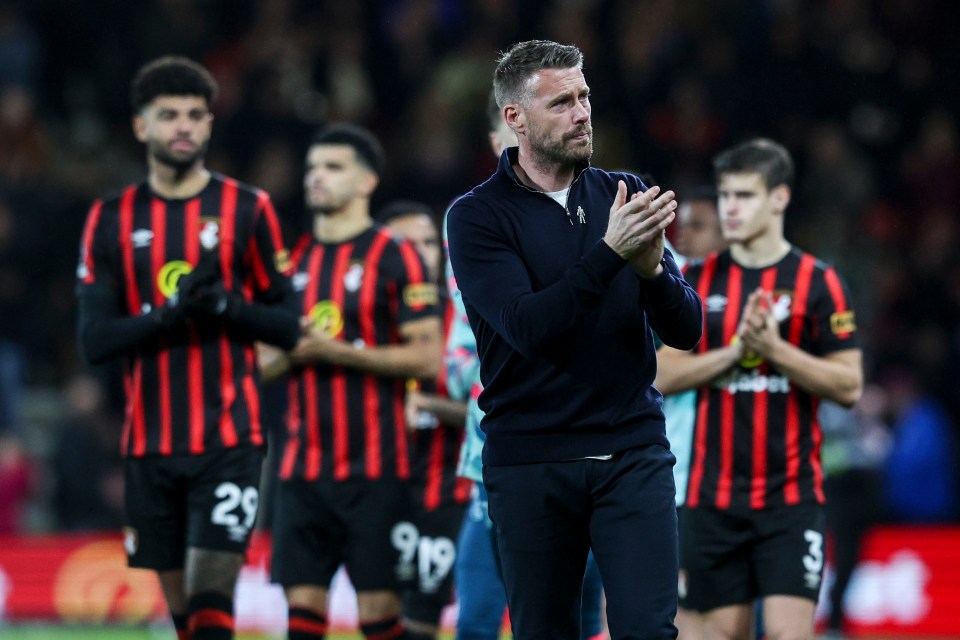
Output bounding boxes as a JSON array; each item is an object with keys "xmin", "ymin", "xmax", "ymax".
[
  {"xmin": 211, "ymin": 482, "xmax": 259, "ymax": 530},
  {"xmin": 802, "ymin": 529, "xmax": 824, "ymax": 573}
]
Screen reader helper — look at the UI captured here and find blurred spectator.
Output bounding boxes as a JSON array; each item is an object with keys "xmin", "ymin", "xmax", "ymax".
[
  {"xmin": 0, "ymin": 3, "xmax": 41, "ymax": 91},
  {"xmin": 820, "ymin": 388, "xmax": 892, "ymax": 638},
  {"xmin": 50, "ymin": 373, "xmax": 123, "ymax": 531},
  {"xmin": 0, "ymin": 433, "xmax": 32, "ymax": 533},
  {"xmin": 882, "ymin": 368, "xmax": 958, "ymax": 522},
  {"xmin": 0, "ymin": 85, "xmax": 49, "ymax": 187},
  {"xmin": 0, "ymin": 198, "xmax": 30, "ymax": 432}
]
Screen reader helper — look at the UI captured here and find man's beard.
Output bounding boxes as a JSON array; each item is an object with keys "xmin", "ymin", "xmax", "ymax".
[
  {"xmin": 529, "ymin": 122, "xmax": 593, "ymax": 167},
  {"xmin": 306, "ymin": 193, "xmax": 348, "ymax": 216},
  {"xmin": 150, "ymin": 139, "xmax": 208, "ymax": 171}
]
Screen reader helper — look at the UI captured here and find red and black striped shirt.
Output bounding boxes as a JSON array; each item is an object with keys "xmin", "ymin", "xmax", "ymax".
[
  {"xmin": 76, "ymin": 173, "xmax": 295, "ymax": 458},
  {"xmin": 408, "ymin": 297, "xmax": 472, "ymax": 511},
  {"xmin": 279, "ymin": 226, "xmax": 440, "ymax": 482},
  {"xmin": 682, "ymin": 248, "xmax": 858, "ymax": 511}
]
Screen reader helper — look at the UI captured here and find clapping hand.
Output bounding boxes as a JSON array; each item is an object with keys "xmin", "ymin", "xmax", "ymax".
[
  {"xmin": 738, "ymin": 288, "xmax": 780, "ymax": 358},
  {"xmin": 603, "ymin": 182, "xmax": 677, "ymax": 278}
]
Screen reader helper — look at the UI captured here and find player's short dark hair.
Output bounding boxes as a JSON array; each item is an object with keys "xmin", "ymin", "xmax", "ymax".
[
  {"xmin": 375, "ymin": 200, "xmax": 435, "ymax": 226},
  {"xmin": 130, "ymin": 56, "xmax": 218, "ymax": 113},
  {"xmin": 494, "ymin": 40, "xmax": 583, "ymax": 109},
  {"xmin": 311, "ymin": 123, "xmax": 385, "ymax": 177},
  {"xmin": 713, "ymin": 138, "xmax": 795, "ymax": 190}
]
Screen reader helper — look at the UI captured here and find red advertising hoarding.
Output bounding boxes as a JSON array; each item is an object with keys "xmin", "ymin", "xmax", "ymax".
[{"xmin": 0, "ymin": 527, "xmax": 957, "ymax": 636}]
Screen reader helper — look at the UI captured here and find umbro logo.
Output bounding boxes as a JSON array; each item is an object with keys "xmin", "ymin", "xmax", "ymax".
[
  {"xmin": 705, "ymin": 294, "xmax": 728, "ymax": 313},
  {"xmin": 131, "ymin": 229, "xmax": 154, "ymax": 248}
]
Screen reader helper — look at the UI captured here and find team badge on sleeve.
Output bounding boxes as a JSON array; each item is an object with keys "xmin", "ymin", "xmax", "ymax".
[
  {"xmin": 403, "ymin": 283, "xmax": 439, "ymax": 309},
  {"xmin": 830, "ymin": 310, "xmax": 856, "ymax": 335}
]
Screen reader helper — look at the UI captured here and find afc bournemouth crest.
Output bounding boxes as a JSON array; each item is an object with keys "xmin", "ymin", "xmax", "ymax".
[{"xmin": 199, "ymin": 218, "xmax": 220, "ymax": 250}]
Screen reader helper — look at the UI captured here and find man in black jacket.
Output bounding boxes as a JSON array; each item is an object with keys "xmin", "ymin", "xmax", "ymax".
[{"xmin": 447, "ymin": 40, "xmax": 702, "ymax": 640}]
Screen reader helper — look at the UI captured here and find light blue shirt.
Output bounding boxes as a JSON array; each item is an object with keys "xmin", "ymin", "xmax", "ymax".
[
  {"xmin": 661, "ymin": 239, "xmax": 697, "ymax": 506},
  {"xmin": 443, "ymin": 213, "xmax": 485, "ymax": 482}
]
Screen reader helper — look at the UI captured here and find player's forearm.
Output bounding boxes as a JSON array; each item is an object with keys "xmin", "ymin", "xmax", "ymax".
[
  {"xmin": 766, "ymin": 343, "xmax": 863, "ymax": 407},
  {"xmin": 415, "ymin": 392, "xmax": 468, "ymax": 428},
  {"xmin": 231, "ymin": 297, "xmax": 300, "ymax": 350},
  {"xmin": 655, "ymin": 345, "xmax": 741, "ymax": 395},
  {"xmin": 321, "ymin": 340, "xmax": 441, "ymax": 379},
  {"xmin": 77, "ymin": 293, "xmax": 162, "ymax": 365}
]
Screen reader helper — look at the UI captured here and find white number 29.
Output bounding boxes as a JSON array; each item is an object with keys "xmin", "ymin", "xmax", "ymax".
[{"xmin": 211, "ymin": 482, "xmax": 259, "ymax": 530}]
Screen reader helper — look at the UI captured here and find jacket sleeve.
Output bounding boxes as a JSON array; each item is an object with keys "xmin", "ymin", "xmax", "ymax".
[
  {"xmin": 639, "ymin": 247, "xmax": 703, "ymax": 350},
  {"xmin": 446, "ymin": 199, "xmax": 626, "ymax": 359}
]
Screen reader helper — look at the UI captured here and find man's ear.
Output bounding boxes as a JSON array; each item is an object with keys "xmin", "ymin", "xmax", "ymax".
[
  {"xmin": 360, "ymin": 171, "xmax": 380, "ymax": 199},
  {"xmin": 504, "ymin": 104, "xmax": 524, "ymax": 134},
  {"xmin": 132, "ymin": 114, "xmax": 147, "ymax": 143},
  {"xmin": 771, "ymin": 183, "xmax": 791, "ymax": 214}
]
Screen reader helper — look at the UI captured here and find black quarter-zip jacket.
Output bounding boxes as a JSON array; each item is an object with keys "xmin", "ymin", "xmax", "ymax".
[{"xmin": 447, "ymin": 147, "xmax": 702, "ymax": 466}]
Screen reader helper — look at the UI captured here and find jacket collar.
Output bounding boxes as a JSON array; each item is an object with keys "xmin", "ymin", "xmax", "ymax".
[{"xmin": 498, "ymin": 147, "xmax": 590, "ymax": 192}]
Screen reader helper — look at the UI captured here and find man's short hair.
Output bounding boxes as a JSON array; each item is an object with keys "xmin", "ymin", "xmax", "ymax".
[
  {"xmin": 493, "ymin": 40, "xmax": 583, "ymax": 109},
  {"xmin": 375, "ymin": 200, "xmax": 435, "ymax": 226},
  {"xmin": 713, "ymin": 138, "xmax": 795, "ymax": 190},
  {"xmin": 130, "ymin": 56, "xmax": 218, "ymax": 113},
  {"xmin": 311, "ymin": 123, "xmax": 385, "ymax": 177}
]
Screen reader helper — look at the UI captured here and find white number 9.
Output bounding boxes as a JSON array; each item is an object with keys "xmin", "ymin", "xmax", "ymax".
[{"xmin": 391, "ymin": 521, "xmax": 419, "ymax": 566}]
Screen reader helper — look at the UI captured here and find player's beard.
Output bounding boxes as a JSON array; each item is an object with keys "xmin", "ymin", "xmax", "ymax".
[
  {"xmin": 150, "ymin": 138, "xmax": 209, "ymax": 172},
  {"xmin": 306, "ymin": 190, "xmax": 351, "ymax": 217},
  {"xmin": 528, "ymin": 119, "xmax": 593, "ymax": 168}
]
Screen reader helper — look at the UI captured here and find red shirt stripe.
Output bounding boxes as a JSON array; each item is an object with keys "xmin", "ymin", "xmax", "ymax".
[
  {"xmin": 783, "ymin": 254, "xmax": 815, "ymax": 504},
  {"xmin": 280, "ymin": 378, "xmax": 302, "ymax": 479},
  {"xmin": 217, "ymin": 181, "xmax": 239, "ymax": 447},
  {"xmin": 330, "ymin": 244, "xmax": 353, "ymax": 480},
  {"xmin": 360, "ymin": 233, "xmax": 390, "ymax": 479},
  {"xmin": 184, "ymin": 198, "xmax": 205, "ymax": 454},
  {"xmin": 749, "ymin": 267, "xmax": 780, "ymax": 509},
  {"xmin": 150, "ymin": 199, "xmax": 173, "ymax": 455},
  {"xmin": 686, "ymin": 254, "xmax": 718, "ymax": 508},
  {"xmin": 79, "ymin": 201, "xmax": 102, "ymax": 285},
  {"xmin": 393, "ymin": 240, "xmax": 425, "ymax": 478},
  {"xmin": 303, "ymin": 245, "xmax": 324, "ymax": 480},
  {"xmin": 716, "ymin": 263, "xmax": 743, "ymax": 509},
  {"xmin": 118, "ymin": 188, "xmax": 147, "ymax": 455},
  {"xmin": 118, "ymin": 187, "xmax": 141, "ymax": 315}
]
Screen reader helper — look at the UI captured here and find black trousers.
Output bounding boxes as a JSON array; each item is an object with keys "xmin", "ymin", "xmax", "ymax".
[{"xmin": 484, "ymin": 443, "xmax": 678, "ymax": 640}]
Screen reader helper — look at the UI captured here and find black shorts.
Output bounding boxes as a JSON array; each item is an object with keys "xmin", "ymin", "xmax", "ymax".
[
  {"xmin": 399, "ymin": 500, "xmax": 467, "ymax": 621},
  {"xmin": 123, "ymin": 446, "xmax": 264, "ymax": 570},
  {"xmin": 270, "ymin": 477, "xmax": 412, "ymax": 592},
  {"xmin": 679, "ymin": 502, "xmax": 826, "ymax": 612}
]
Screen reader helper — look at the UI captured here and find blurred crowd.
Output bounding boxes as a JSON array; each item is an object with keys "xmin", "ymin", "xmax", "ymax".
[{"xmin": 0, "ymin": 0, "xmax": 958, "ymax": 532}]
